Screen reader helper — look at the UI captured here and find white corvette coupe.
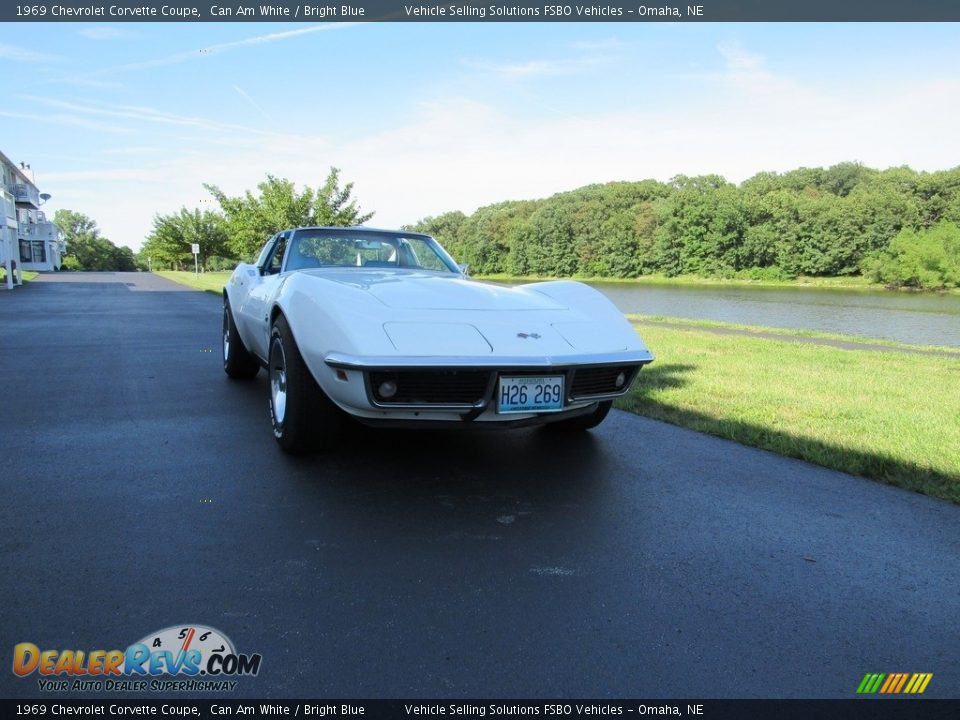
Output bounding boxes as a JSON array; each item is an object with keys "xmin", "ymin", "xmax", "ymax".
[{"xmin": 223, "ymin": 226, "xmax": 654, "ymax": 453}]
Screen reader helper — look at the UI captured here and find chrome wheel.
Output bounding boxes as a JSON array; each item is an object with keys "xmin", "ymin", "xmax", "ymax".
[
  {"xmin": 270, "ymin": 337, "xmax": 288, "ymax": 426},
  {"xmin": 222, "ymin": 306, "xmax": 231, "ymax": 363}
]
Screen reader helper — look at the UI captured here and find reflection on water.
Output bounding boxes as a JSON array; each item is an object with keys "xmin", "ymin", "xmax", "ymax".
[{"xmin": 586, "ymin": 283, "xmax": 960, "ymax": 347}]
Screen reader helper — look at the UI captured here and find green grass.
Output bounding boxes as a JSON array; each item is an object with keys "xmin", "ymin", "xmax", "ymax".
[
  {"xmin": 619, "ymin": 321, "xmax": 960, "ymax": 503},
  {"xmin": 0, "ymin": 270, "xmax": 38, "ymax": 284},
  {"xmin": 154, "ymin": 270, "xmax": 232, "ymax": 293}
]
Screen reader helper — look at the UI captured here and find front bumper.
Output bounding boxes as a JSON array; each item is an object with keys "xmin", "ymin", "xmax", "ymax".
[{"xmin": 322, "ymin": 349, "xmax": 654, "ymax": 422}]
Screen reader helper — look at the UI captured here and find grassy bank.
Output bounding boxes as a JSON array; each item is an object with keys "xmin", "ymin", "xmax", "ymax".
[
  {"xmin": 478, "ymin": 272, "xmax": 960, "ymax": 294},
  {"xmin": 620, "ymin": 320, "xmax": 960, "ymax": 503},
  {"xmin": 155, "ymin": 270, "xmax": 231, "ymax": 293},
  {"xmin": 629, "ymin": 315, "xmax": 960, "ymax": 356}
]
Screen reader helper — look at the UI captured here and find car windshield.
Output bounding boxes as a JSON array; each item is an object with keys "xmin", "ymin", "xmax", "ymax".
[{"xmin": 285, "ymin": 230, "xmax": 459, "ymax": 273}]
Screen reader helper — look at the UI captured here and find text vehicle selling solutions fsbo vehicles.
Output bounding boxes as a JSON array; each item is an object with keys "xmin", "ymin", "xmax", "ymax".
[{"xmin": 222, "ymin": 227, "xmax": 654, "ymax": 452}]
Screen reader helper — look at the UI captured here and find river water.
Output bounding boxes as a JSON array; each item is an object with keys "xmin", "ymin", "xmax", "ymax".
[{"xmin": 583, "ymin": 283, "xmax": 960, "ymax": 347}]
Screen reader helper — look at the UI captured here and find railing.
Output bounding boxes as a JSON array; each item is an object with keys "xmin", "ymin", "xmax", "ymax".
[
  {"xmin": 7, "ymin": 183, "xmax": 40, "ymax": 207},
  {"xmin": 19, "ymin": 221, "xmax": 60, "ymax": 242},
  {"xmin": 1, "ymin": 189, "xmax": 15, "ymax": 226}
]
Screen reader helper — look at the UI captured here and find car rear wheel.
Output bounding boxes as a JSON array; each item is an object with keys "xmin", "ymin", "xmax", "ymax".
[
  {"xmin": 223, "ymin": 297, "xmax": 259, "ymax": 379},
  {"xmin": 269, "ymin": 314, "xmax": 343, "ymax": 454},
  {"xmin": 545, "ymin": 400, "xmax": 613, "ymax": 432}
]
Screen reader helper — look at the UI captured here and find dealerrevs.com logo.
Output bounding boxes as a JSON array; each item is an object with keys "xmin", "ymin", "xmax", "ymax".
[{"xmin": 13, "ymin": 624, "xmax": 262, "ymax": 693}]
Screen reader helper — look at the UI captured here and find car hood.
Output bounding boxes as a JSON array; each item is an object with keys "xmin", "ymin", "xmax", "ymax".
[{"xmin": 301, "ymin": 269, "xmax": 567, "ymax": 311}]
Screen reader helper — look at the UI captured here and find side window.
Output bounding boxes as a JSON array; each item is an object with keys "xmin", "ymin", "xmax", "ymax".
[
  {"xmin": 254, "ymin": 234, "xmax": 278, "ymax": 268},
  {"xmin": 262, "ymin": 232, "xmax": 290, "ymax": 275}
]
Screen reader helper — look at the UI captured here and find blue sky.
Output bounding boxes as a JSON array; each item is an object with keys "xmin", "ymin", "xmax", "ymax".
[{"xmin": 2, "ymin": 22, "xmax": 959, "ymax": 250}]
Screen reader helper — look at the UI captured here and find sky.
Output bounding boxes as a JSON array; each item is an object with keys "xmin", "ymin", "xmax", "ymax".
[{"xmin": 2, "ymin": 21, "xmax": 959, "ymax": 251}]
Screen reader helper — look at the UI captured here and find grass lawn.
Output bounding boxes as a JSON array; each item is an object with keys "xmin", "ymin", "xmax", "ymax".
[
  {"xmin": 155, "ymin": 270, "xmax": 232, "ymax": 294},
  {"xmin": 620, "ymin": 320, "xmax": 960, "ymax": 503},
  {"xmin": 0, "ymin": 270, "xmax": 38, "ymax": 284}
]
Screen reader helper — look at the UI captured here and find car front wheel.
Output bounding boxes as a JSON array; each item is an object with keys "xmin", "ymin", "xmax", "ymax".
[
  {"xmin": 223, "ymin": 297, "xmax": 259, "ymax": 379},
  {"xmin": 268, "ymin": 315, "xmax": 343, "ymax": 453}
]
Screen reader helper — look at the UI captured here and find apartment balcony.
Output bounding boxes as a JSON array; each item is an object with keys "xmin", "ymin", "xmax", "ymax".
[
  {"xmin": 8, "ymin": 183, "xmax": 40, "ymax": 208},
  {"xmin": 1, "ymin": 189, "xmax": 16, "ymax": 227},
  {"xmin": 19, "ymin": 221, "xmax": 61, "ymax": 243}
]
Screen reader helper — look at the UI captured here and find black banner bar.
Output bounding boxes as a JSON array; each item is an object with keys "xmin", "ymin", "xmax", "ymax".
[
  {"xmin": 3, "ymin": 0, "xmax": 960, "ymax": 22},
  {"xmin": 2, "ymin": 700, "xmax": 959, "ymax": 720}
]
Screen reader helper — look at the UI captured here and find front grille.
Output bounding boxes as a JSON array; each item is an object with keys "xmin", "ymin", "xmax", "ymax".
[
  {"xmin": 570, "ymin": 366, "xmax": 637, "ymax": 398},
  {"xmin": 369, "ymin": 370, "xmax": 491, "ymax": 406}
]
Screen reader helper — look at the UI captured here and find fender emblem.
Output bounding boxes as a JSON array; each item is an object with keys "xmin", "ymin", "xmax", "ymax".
[{"xmin": 517, "ymin": 332, "xmax": 541, "ymax": 339}]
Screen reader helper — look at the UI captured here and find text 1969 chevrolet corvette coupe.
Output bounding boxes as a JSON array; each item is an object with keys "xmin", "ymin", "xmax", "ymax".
[{"xmin": 223, "ymin": 226, "xmax": 654, "ymax": 453}]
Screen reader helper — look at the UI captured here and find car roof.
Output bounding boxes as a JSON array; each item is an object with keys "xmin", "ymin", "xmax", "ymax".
[{"xmin": 287, "ymin": 225, "xmax": 433, "ymax": 239}]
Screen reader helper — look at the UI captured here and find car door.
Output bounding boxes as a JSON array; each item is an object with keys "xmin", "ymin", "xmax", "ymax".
[{"xmin": 237, "ymin": 231, "xmax": 290, "ymax": 360}]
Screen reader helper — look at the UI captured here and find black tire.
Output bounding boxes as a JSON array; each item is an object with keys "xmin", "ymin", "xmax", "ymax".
[
  {"xmin": 223, "ymin": 296, "xmax": 259, "ymax": 380},
  {"xmin": 268, "ymin": 314, "xmax": 343, "ymax": 454},
  {"xmin": 545, "ymin": 400, "xmax": 613, "ymax": 432}
]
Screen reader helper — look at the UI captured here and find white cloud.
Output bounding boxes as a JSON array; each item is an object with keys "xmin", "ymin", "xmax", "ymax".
[
  {"xmin": 233, "ymin": 85, "xmax": 274, "ymax": 124},
  {"xmin": 0, "ymin": 109, "xmax": 134, "ymax": 134},
  {"xmin": 570, "ymin": 37, "xmax": 624, "ymax": 51},
  {"xmin": 77, "ymin": 26, "xmax": 131, "ymax": 40},
  {"xmin": 21, "ymin": 96, "xmax": 290, "ymax": 138},
  {"xmin": 0, "ymin": 43, "xmax": 59, "ymax": 63},
  {"xmin": 59, "ymin": 22, "xmax": 362, "ymax": 83},
  {"xmin": 464, "ymin": 55, "xmax": 609, "ymax": 79}
]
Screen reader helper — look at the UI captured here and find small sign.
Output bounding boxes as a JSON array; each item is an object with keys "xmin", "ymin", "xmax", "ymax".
[{"xmin": 191, "ymin": 244, "xmax": 200, "ymax": 254}]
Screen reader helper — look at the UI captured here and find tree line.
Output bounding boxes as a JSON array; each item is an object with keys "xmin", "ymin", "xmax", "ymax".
[
  {"xmin": 410, "ymin": 163, "xmax": 960, "ymax": 289},
  {"xmin": 60, "ymin": 162, "xmax": 960, "ymax": 289}
]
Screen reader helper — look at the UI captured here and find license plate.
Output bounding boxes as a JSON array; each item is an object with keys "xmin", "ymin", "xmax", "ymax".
[{"xmin": 497, "ymin": 375, "xmax": 565, "ymax": 414}]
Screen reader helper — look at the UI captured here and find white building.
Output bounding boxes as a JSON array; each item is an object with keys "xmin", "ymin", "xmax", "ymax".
[{"xmin": 1, "ymin": 150, "xmax": 65, "ymax": 289}]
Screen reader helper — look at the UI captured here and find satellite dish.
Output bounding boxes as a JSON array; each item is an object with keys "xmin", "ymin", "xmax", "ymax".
[{"xmin": 40, "ymin": 193, "xmax": 52, "ymax": 202}]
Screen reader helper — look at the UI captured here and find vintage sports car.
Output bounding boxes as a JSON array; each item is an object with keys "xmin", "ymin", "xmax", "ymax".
[{"xmin": 223, "ymin": 226, "xmax": 654, "ymax": 453}]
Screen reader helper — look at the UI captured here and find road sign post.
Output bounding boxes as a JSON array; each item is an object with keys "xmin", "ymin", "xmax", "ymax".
[{"xmin": 191, "ymin": 243, "xmax": 200, "ymax": 277}]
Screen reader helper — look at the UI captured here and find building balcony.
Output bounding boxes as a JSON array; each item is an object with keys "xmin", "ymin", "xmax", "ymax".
[
  {"xmin": 1, "ymin": 189, "xmax": 16, "ymax": 227},
  {"xmin": 19, "ymin": 221, "xmax": 61, "ymax": 243},
  {"xmin": 7, "ymin": 183, "xmax": 40, "ymax": 208}
]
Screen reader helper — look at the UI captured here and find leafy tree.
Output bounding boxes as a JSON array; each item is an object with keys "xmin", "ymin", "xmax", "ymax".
[
  {"xmin": 407, "ymin": 211, "xmax": 467, "ymax": 262},
  {"xmin": 204, "ymin": 169, "xmax": 373, "ymax": 260},
  {"xmin": 140, "ymin": 208, "xmax": 229, "ymax": 270},
  {"xmin": 53, "ymin": 209, "xmax": 136, "ymax": 271},
  {"xmin": 862, "ymin": 221, "xmax": 960, "ymax": 289}
]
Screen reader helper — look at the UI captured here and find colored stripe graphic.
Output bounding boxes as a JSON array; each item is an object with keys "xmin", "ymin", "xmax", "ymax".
[
  {"xmin": 856, "ymin": 673, "xmax": 885, "ymax": 694},
  {"xmin": 857, "ymin": 672, "xmax": 932, "ymax": 694},
  {"xmin": 881, "ymin": 673, "xmax": 906, "ymax": 693}
]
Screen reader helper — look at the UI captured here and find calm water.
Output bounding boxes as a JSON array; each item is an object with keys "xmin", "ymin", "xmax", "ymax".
[{"xmin": 585, "ymin": 283, "xmax": 960, "ymax": 347}]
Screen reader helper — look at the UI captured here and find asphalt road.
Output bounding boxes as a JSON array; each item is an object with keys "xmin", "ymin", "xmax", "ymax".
[{"xmin": 1, "ymin": 272, "xmax": 958, "ymax": 700}]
